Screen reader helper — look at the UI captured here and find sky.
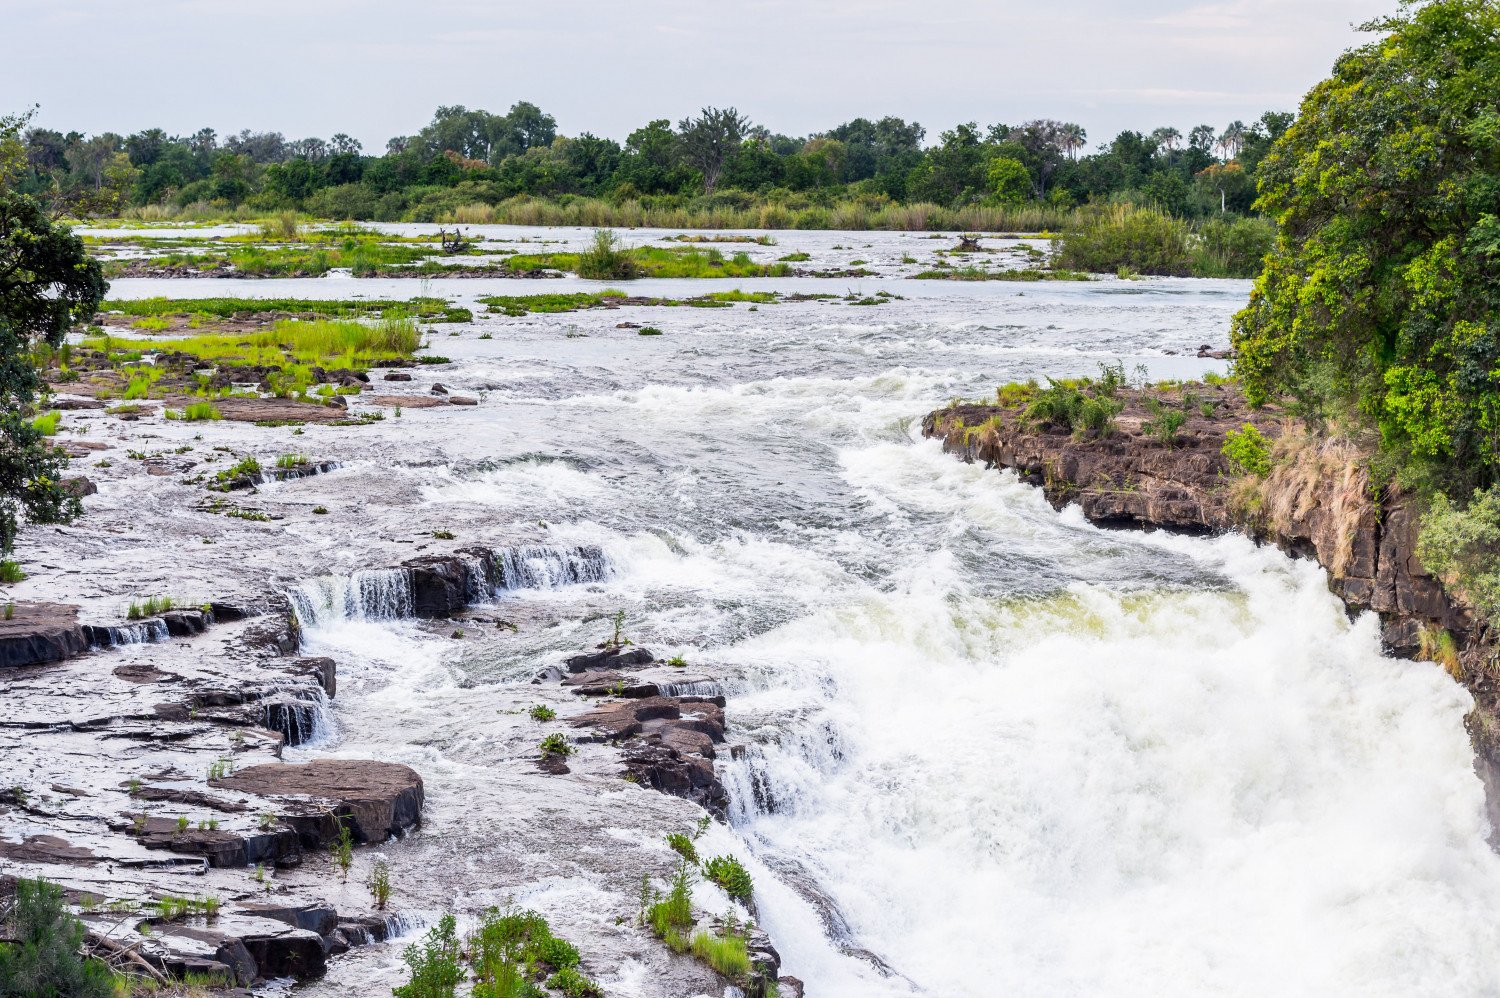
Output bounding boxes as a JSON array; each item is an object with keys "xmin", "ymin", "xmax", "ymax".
[{"xmin": 5, "ymin": 0, "xmax": 1392, "ymax": 151}]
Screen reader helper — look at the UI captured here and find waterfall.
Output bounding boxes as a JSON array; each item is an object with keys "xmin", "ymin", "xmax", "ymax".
[
  {"xmin": 286, "ymin": 568, "xmax": 414, "ymax": 628},
  {"xmin": 86, "ymin": 618, "xmax": 171, "ymax": 648},
  {"xmin": 494, "ymin": 544, "xmax": 612, "ymax": 591}
]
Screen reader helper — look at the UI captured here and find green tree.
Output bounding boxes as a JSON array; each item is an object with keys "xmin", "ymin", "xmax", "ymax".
[
  {"xmin": 0, "ymin": 878, "xmax": 118, "ymax": 997},
  {"xmin": 0, "ymin": 113, "xmax": 106, "ymax": 553},
  {"xmin": 986, "ymin": 156, "xmax": 1031, "ymax": 203},
  {"xmin": 678, "ymin": 107, "xmax": 750, "ymax": 193},
  {"xmin": 1231, "ymin": 0, "xmax": 1500, "ymax": 495}
]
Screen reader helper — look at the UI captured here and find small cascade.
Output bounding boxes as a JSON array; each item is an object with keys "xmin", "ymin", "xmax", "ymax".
[
  {"xmin": 86, "ymin": 618, "xmax": 171, "ymax": 649},
  {"xmin": 287, "ymin": 568, "xmax": 414, "ymax": 627},
  {"xmin": 494, "ymin": 544, "xmax": 613, "ymax": 591},
  {"xmin": 383, "ymin": 911, "xmax": 423, "ymax": 940},
  {"xmin": 259, "ymin": 677, "xmax": 334, "ymax": 747},
  {"xmin": 657, "ymin": 679, "xmax": 725, "ymax": 699}
]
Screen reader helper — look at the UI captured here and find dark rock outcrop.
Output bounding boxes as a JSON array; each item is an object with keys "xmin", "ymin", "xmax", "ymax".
[
  {"xmin": 213, "ymin": 759, "xmax": 424, "ymax": 844},
  {"xmin": 0, "ymin": 603, "xmax": 90, "ymax": 667},
  {"xmin": 572, "ymin": 692, "xmax": 729, "ymax": 815}
]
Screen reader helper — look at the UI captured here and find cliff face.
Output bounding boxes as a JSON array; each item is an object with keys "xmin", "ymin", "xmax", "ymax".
[{"xmin": 922, "ymin": 388, "xmax": 1500, "ymax": 825}]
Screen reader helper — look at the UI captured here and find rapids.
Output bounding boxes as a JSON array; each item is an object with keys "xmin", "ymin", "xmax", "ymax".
[{"xmin": 104, "ymin": 228, "xmax": 1500, "ymax": 996}]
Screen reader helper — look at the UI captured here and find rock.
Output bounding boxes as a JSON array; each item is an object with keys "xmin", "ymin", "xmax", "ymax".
[
  {"xmin": 616, "ymin": 321, "xmax": 642, "ymax": 329},
  {"xmin": 368, "ymin": 394, "xmax": 446, "ymax": 408},
  {"xmin": 565, "ymin": 647, "xmax": 655, "ymax": 673},
  {"xmin": 382, "ymin": 371, "xmax": 413, "ymax": 382},
  {"xmin": 0, "ymin": 602, "xmax": 90, "ymax": 668},
  {"xmin": 160, "ymin": 609, "xmax": 211, "ymax": 636},
  {"xmin": 430, "ymin": 383, "xmax": 449, "ymax": 395},
  {"xmin": 401, "ymin": 552, "xmax": 494, "ymax": 618},
  {"xmin": 213, "ymin": 759, "xmax": 424, "ymax": 844},
  {"xmin": 62, "ymin": 475, "xmax": 97, "ymax": 497},
  {"xmin": 213, "ymin": 397, "xmax": 347, "ymax": 424},
  {"xmin": 449, "ymin": 395, "xmax": 478, "ymax": 406},
  {"xmin": 51, "ymin": 398, "xmax": 105, "ymax": 410},
  {"xmin": 288, "ymin": 655, "xmax": 337, "ymax": 697}
]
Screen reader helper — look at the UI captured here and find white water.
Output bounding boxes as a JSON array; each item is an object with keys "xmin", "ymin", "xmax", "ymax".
[{"xmin": 118, "ymin": 232, "xmax": 1500, "ymax": 996}]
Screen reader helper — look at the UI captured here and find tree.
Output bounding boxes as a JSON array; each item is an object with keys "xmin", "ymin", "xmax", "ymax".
[
  {"xmin": 677, "ymin": 107, "xmax": 750, "ymax": 193},
  {"xmin": 0, "ymin": 878, "xmax": 117, "ymax": 997},
  {"xmin": 1060, "ymin": 122, "xmax": 1088, "ymax": 160},
  {"xmin": 0, "ymin": 115, "xmax": 106, "ymax": 552},
  {"xmin": 987, "ymin": 156, "xmax": 1031, "ymax": 203},
  {"xmin": 1230, "ymin": 0, "xmax": 1500, "ymax": 494}
]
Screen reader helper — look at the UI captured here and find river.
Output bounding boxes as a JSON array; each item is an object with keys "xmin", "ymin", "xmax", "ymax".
[{"xmin": 104, "ymin": 226, "xmax": 1500, "ymax": 997}]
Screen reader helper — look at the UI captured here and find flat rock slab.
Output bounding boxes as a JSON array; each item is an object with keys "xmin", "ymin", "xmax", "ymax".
[
  {"xmin": 0, "ymin": 602, "xmax": 89, "ymax": 667},
  {"xmin": 213, "ymin": 397, "xmax": 347, "ymax": 424},
  {"xmin": 367, "ymin": 394, "xmax": 446, "ymax": 408},
  {"xmin": 213, "ymin": 759, "xmax": 424, "ymax": 843}
]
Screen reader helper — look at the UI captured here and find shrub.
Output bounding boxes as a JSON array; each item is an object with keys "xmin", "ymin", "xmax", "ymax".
[
  {"xmin": 547, "ymin": 966, "xmax": 603, "ymax": 998},
  {"xmin": 1055, "ymin": 203, "xmax": 1192, "ymax": 276},
  {"xmin": 368, "ymin": 859, "xmax": 393, "ymax": 909},
  {"xmin": 1024, "ymin": 382, "xmax": 1123, "ymax": 438},
  {"xmin": 394, "ymin": 913, "xmax": 464, "ymax": 998},
  {"xmin": 1141, "ymin": 398, "xmax": 1187, "ymax": 444},
  {"xmin": 1222, "ymin": 424, "xmax": 1272, "ymax": 477},
  {"xmin": 1191, "ymin": 216, "xmax": 1274, "ymax": 278},
  {"xmin": 665, "ymin": 832, "xmax": 698, "ymax": 865},
  {"xmin": 529, "ymin": 704, "xmax": 557, "ymax": 722},
  {"xmin": 539, "ymin": 733, "xmax": 573, "ymax": 757},
  {"xmin": 0, "ymin": 560, "xmax": 24, "ymax": 583},
  {"xmin": 703, "ymin": 855, "xmax": 753, "ymax": 904},
  {"xmin": 0, "ymin": 878, "xmax": 118, "ymax": 997},
  {"xmin": 330, "ymin": 823, "xmax": 354, "ymax": 881},
  {"xmin": 1418, "ymin": 486, "xmax": 1500, "ymax": 625},
  {"xmin": 576, "ymin": 229, "xmax": 639, "ymax": 280},
  {"xmin": 30, "ymin": 411, "xmax": 61, "ymax": 436}
]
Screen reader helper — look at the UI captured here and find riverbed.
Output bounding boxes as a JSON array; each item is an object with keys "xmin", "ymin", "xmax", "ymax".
[{"xmin": 44, "ymin": 227, "xmax": 1500, "ymax": 996}]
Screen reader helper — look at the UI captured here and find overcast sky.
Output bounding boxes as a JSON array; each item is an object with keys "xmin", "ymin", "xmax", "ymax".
[{"xmin": 7, "ymin": 0, "xmax": 1390, "ymax": 151}]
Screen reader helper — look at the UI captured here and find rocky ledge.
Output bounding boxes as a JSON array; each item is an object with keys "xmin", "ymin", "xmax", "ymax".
[
  {"xmin": 923, "ymin": 386, "xmax": 1500, "ymax": 822},
  {"xmin": 0, "ymin": 604, "xmax": 425, "ymax": 989}
]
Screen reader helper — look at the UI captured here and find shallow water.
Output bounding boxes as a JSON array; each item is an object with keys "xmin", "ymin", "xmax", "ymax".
[{"xmin": 106, "ymin": 229, "xmax": 1500, "ymax": 996}]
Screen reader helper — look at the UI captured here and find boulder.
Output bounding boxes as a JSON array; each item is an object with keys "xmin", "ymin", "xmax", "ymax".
[{"xmin": 0, "ymin": 602, "xmax": 90, "ymax": 668}]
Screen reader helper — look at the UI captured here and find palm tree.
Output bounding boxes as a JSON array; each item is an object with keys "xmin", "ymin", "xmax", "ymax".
[
  {"xmin": 1060, "ymin": 122, "xmax": 1087, "ymax": 160},
  {"xmin": 1218, "ymin": 121, "xmax": 1247, "ymax": 161},
  {"xmin": 1151, "ymin": 127, "xmax": 1181, "ymax": 152}
]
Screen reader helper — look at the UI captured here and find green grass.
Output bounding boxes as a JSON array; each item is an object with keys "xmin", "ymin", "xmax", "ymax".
[
  {"xmin": 508, "ymin": 244, "xmax": 793, "ymax": 279},
  {"xmin": 690, "ymin": 928, "xmax": 751, "ymax": 981},
  {"xmin": 126, "ymin": 595, "xmax": 175, "ymax": 620},
  {"xmin": 31, "ymin": 410, "xmax": 61, "ymax": 435},
  {"xmin": 0, "ymin": 559, "xmax": 25, "ymax": 583},
  {"xmin": 103, "ymin": 296, "xmax": 471, "ymax": 323},
  {"xmin": 100, "ymin": 237, "xmax": 463, "ymax": 279},
  {"xmin": 478, "ymin": 287, "xmax": 780, "ymax": 317},
  {"xmin": 165, "ymin": 401, "xmax": 222, "ymax": 421},
  {"xmin": 87, "ymin": 316, "xmax": 421, "ymax": 371},
  {"xmin": 912, "ymin": 266, "xmax": 1092, "ymax": 281}
]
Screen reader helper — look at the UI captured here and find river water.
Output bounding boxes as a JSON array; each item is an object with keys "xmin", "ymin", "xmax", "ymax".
[{"xmin": 106, "ymin": 228, "xmax": 1500, "ymax": 996}]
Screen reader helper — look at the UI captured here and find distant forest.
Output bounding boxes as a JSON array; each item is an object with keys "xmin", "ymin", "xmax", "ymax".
[{"xmin": 13, "ymin": 104, "xmax": 1292, "ymax": 224}]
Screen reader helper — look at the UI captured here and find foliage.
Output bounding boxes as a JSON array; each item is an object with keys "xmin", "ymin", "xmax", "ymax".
[
  {"xmin": 330, "ymin": 822, "xmax": 353, "ymax": 881},
  {"xmin": 1141, "ymin": 398, "xmax": 1188, "ymax": 444},
  {"xmin": 528, "ymin": 704, "xmax": 556, "ymax": 722},
  {"xmin": 574, "ymin": 229, "xmax": 638, "ymax": 280},
  {"xmin": 690, "ymin": 927, "xmax": 751, "ymax": 981},
  {"xmin": 1418, "ymin": 485, "xmax": 1500, "ymax": 625},
  {"xmin": 367, "ymin": 858, "xmax": 393, "ymax": 910},
  {"xmin": 1230, "ymin": 0, "xmax": 1500, "ymax": 497},
  {"xmin": 1024, "ymin": 381, "xmax": 1124, "ymax": 438},
  {"xmin": 86, "ymin": 315, "xmax": 420, "ymax": 372},
  {"xmin": 102, "ymin": 295, "xmax": 469, "ymax": 323},
  {"xmin": 539, "ymin": 733, "xmax": 573, "ymax": 757},
  {"xmin": 703, "ymin": 855, "xmax": 754, "ymax": 904},
  {"xmin": 0, "ymin": 186, "xmax": 103, "ymax": 553},
  {"xmin": 0, "ymin": 878, "xmax": 118, "ymax": 998},
  {"xmin": 1056, "ymin": 203, "xmax": 1193, "ymax": 276},
  {"xmin": 393, "ymin": 914, "xmax": 465, "ymax": 998},
  {"xmin": 1222, "ymin": 424, "xmax": 1273, "ymax": 477},
  {"xmin": 665, "ymin": 832, "xmax": 699, "ymax": 865}
]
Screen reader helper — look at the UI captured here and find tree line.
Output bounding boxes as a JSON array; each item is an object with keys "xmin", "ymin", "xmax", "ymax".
[{"xmin": 12, "ymin": 102, "xmax": 1291, "ymax": 222}]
